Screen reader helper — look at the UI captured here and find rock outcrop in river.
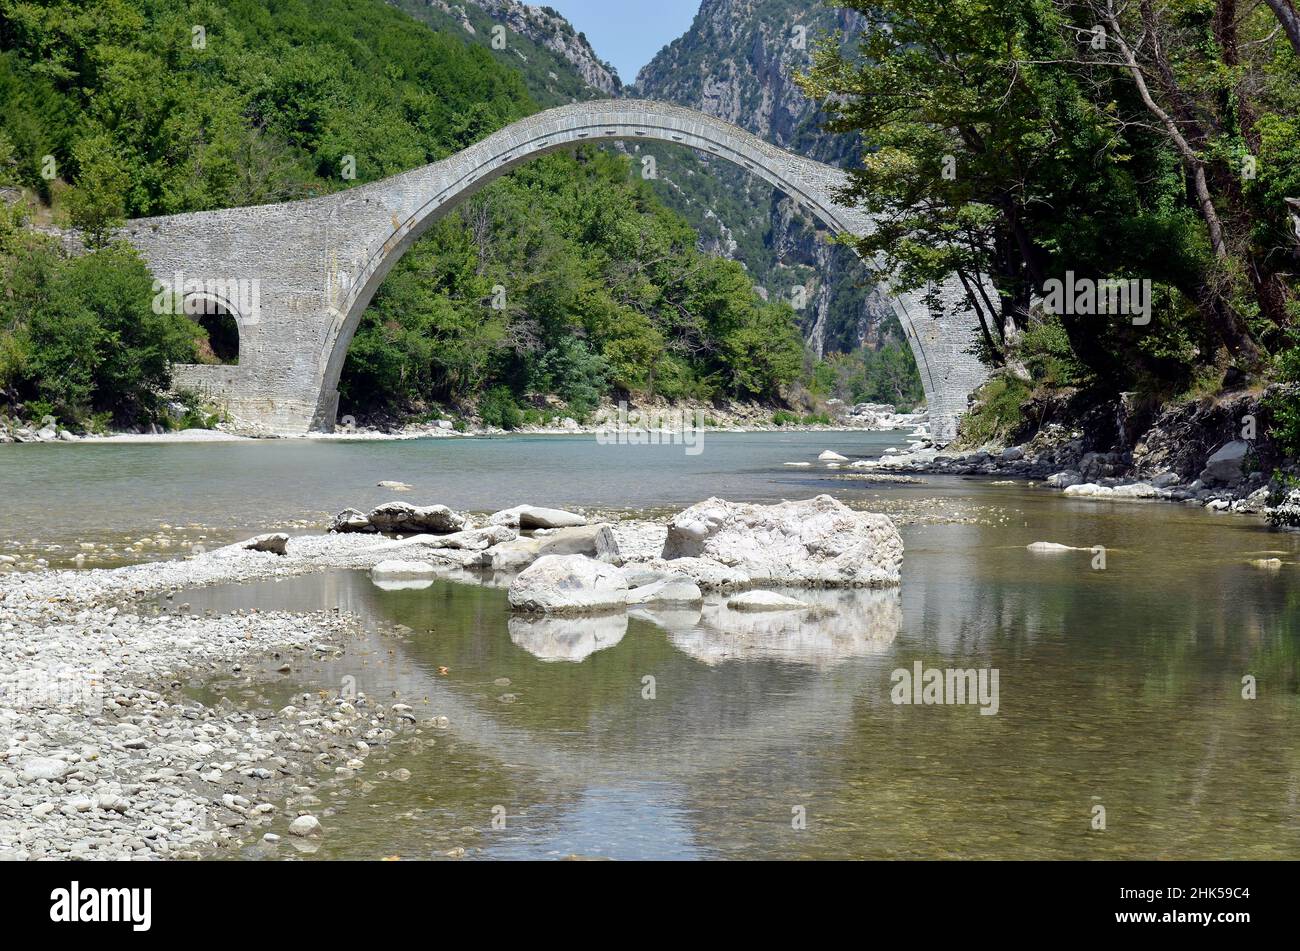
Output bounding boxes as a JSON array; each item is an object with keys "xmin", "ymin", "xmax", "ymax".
[{"xmin": 661, "ymin": 495, "xmax": 904, "ymax": 587}]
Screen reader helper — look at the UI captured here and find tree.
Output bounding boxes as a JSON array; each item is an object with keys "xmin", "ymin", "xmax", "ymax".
[
  {"xmin": 63, "ymin": 133, "xmax": 128, "ymax": 246},
  {"xmin": 1264, "ymin": 0, "xmax": 1300, "ymax": 56},
  {"xmin": 19, "ymin": 244, "xmax": 198, "ymax": 422},
  {"xmin": 801, "ymin": 0, "xmax": 1298, "ymax": 389}
]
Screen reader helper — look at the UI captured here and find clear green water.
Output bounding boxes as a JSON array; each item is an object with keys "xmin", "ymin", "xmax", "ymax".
[
  {"xmin": 0, "ymin": 431, "xmax": 905, "ymax": 566},
  {"xmin": 175, "ymin": 489, "xmax": 1300, "ymax": 860}
]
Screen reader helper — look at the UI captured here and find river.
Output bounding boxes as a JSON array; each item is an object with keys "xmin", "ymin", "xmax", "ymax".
[{"xmin": 4, "ymin": 431, "xmax": 1299, "ymax": 858}]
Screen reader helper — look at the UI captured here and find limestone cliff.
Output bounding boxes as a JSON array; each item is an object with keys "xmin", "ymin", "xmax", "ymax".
[{"xmin": 634, "ymin": 0, "xmax": 899, "ymax": 357}]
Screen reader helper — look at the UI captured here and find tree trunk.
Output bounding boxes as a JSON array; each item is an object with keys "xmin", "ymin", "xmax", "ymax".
[
  {"xmin": 1103, "ymin": 2, "xmax": 1264, "ymax": 366},
  {"xmin": 1264, "ymin": 0, "xmax": 1300, "ymax": 57}
]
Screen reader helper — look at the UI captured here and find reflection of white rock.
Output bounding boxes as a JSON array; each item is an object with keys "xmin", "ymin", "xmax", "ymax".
[
  {"xmin": 667, "ymin": 588, "xmax": 901, "ymax": 667},
  {"xmin": 508, "ymin": 613, "xmax": 628, "ymax": 662},
  {"xmin": 371, "ymin": 577, "xmax": 434, "ymax": 592},
  {"xmin": 1026, "ymin": 542, "xmax": 1080, "ymax": 553},
  {"xmin": 371, "ymin": 559, "xmax": 438, "ymax": 591},
  {"xmin": 628, "ymin": 605, "xmax": 703, "ymax": 633}
]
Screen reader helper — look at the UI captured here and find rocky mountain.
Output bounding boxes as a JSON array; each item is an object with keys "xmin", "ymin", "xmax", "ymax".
[
  {"xmin": 391, "ymin": 0, "xmax": 622, "ymax": 104},
  {"xmin": 634, "ymin": 0, "xmax": 900, "ymax": 357},
  {"xmin": 634, "ymin": 0, "xmax": 861, "ymax": 161},
  {"xmin": 393, "ymin": 0, "xmax": 902, "ymax": 360}
]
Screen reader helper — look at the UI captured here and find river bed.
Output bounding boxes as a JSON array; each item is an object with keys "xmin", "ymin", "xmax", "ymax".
[{"xmin": 3, "ymin": 431, "xmax": 1299, "ymax": 859}]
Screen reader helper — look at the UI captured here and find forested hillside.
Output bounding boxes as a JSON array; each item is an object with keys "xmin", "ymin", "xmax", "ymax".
[
  {"xmin": 0, "ymin": 0, "xmax": 806, "ymax": 430},
  {"xmin": 804, "ymin": 0, "xmax": 1300, "ymax": 453}
]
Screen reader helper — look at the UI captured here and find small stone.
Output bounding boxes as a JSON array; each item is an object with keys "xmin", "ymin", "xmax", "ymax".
[
  {"xmin": 20, "ymin": 757, "xmax": 70, "ymax": 781},
  {"xmin": 727, "ymin": 591, "xmax": 810, "ymax": 612},
  {"xmin": 244, "ymin": 533, "xmax": 289, "ymax": 555},
  {"xmin": 288, "ymin": 815, "xmax": 322, "ymax": 837}
]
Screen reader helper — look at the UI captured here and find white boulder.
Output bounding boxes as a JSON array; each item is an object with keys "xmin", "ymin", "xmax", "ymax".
[
  {"xmin": 1063, "ymin": 483, "xmax": 1114, "ymax": 498},
  {"xmin": 727, "ymin": 591, "xmax": 810, "ymax": 612},
  {"xmin": 20, "ymin": 757, "xmax": 70, "ymax": 781},
  {"xmin": 330, "ymin": 508, "xmax": 374, "ymax": 533},
  {"xmin": 1111, "ymin": 482, "xmax": 1158, "ymax": 499},
  {"xmin": 1046, "ymin": 471, "xmax": 1082, "ymax": 489},
  {"xmin": 367, "ymin": 502, "xmax": 466, "ymax": 535},
  {"xmin": 244, "ymin": 533, "xmax": 289, "ymax": 555},
  {"xmin": 661, "ymin": 495, "xmax": 903, "ymax": 587},
  {"xmin": 632, "ymin": 556, "xmax": 750, "ymax": 591},
  {"xmin": 508, "ymin": 554, "xmax": 629, "ymax": 614},
  {"xmin": 626, "ymin": 575, "xmax": 704, "ymax": 605},
  {"xmin": 288, "ymin": 815, "xmax": 322, "ymax": 837},
  {"xmin": 518, "ymin": 506, "xmax": 588, "ymax": 529}
]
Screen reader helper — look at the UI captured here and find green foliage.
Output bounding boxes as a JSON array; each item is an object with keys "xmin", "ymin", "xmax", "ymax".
[
  {"xmin": 809, "ymin": 341, "xmax": 926, "ymax": 409},
  {"xmin": 803, "ymin": 0, "xmax": 1300, "ymax": 403},
  {"xmin": 63, "ymin": 131, "xmax": 128, "ymax": 244},
  {"xmin": 340, "ymin": 149, "xmax": 806, "ymax": 418},
  {"xmin": 1267, "ymin": 341, "xmax": 1300, "ymax": 457},
  {"xmin": 477, "ymin": 385, "xmax": 523, "ymax": 431},
  {"xmin": 0, "ymin": 0, "xmax": 535, "ymax": 214},
  {"xmin": 0, "ymin": 232, "xmax": 198, "ymax": 426},
  {"xmin": 170, "ymin": 388, "xmax": 217, "ymax": 430},
  {"xmin": 1019, "ymin": 315, "xmax": 1086, "ymax": 390},
  {"xmin": 955, "ymin": 375, "xmax": 1033, "ymax": 449},
  {"xmin": 534, "ymin": 337, "xmax": 609, "ymax": 420},
  {"xmin": 0, "ymin": 0, "xmax": 814, "ymax": 425}
]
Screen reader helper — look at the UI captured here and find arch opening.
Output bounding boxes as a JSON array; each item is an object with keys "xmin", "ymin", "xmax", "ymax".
[
  {"xmin": 320, "ymin": 104, "xmax": 943, "ymax": 433},
  {"xmin": 184, "ymin": 294, "xmax": 240, "ymax": 366}
]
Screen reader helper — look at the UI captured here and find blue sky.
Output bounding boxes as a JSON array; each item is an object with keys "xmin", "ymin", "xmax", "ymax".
[{"xmin": 542, "ymin": 0, "xmax": 703, "ymax": 84}]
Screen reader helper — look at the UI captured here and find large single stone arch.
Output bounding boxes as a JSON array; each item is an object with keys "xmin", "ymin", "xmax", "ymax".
[{"xmin": 122, "ymin": 100, "xmax": 987, "ymax": 440}]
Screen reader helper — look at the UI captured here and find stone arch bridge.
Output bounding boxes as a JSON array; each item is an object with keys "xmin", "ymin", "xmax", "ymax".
[{"xmin": 121, "ymin": 100, "xmax": 987, "ymax": 441}]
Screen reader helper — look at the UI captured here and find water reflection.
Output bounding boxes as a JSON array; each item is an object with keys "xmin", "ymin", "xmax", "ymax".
[
  {"xmin": 662, "ymin": 588, "xmax": 901, "ymax": 667},
  {"xmin": 169, "ymin": 493, "xmax": 1300, "ymax": 860},
  {"xmin": 372, "ymin": 577, "xmax": 434, "ymax": 592},
  {"xmin": 509, "ymin": 613, "xmax": 629, "ymax": 662}
]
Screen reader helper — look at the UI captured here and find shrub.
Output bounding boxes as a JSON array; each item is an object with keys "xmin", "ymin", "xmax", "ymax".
[
  {"xmin": 1267, "ymin": 343, "xmax": 1300, "ymax": 458},
  {"xmin": 535, "ymin": 338, "xmax": 609, "ymax": 419},
  {"xmin": 5, "ymin": 243, "xmax": 199, "ymax": 427},
  {"xmin": 955, "ymin": 375, "xmax": 1033, "ymax": 448},
  {"xmin": 478, "ymin": 385, "xmax": 523, "ymax": 430}
]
